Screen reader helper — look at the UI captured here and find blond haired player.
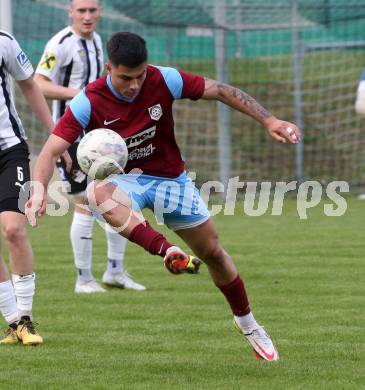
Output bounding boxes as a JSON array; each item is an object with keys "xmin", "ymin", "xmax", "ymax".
[{"xmin": 34, "ymin": 0, "xmax": 145, "ymax": 293}]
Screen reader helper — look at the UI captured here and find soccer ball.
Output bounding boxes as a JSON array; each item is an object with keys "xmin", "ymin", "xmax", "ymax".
[{"xmin": 76, "ymin": 128, "xmax": 128, "ymax": 179}]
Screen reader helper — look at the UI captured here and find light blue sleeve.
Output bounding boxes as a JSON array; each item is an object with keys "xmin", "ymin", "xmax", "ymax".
[
  {"xmin": 155, "ymin": 66, "xmax": 183, "ymax": 99},
  {"xmin": 69, "ymin": 90, "xmax": 91, "ymax": 128}
]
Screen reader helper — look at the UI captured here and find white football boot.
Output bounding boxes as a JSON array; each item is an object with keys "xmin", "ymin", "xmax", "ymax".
[
  {"xmin": 234, "ymin": 319, "xmax": 279, "ymax": 361},
  {"xmin": 75, "ymin": 280, "xmax": 106, "ymax": 293},
  {"xmin": 102, "ymin": 271, "xmax": 146, "ymax": 291}
]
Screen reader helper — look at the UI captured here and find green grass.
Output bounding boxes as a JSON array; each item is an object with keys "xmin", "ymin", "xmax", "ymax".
[{"xmin": 1, "ymin": 198, "xmax": 364, "ymax": 389}]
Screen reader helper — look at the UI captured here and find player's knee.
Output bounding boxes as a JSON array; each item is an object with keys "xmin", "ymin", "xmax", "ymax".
[
  {"xmin": 86, "ymin": 180, "xmax": 97, "ymax": 203},
  {"xmin": 200, "ymin": 242, "xmax": 227, "ymax": 265},
  {"xmin": 2, "ymin": 223, "xmax": 27, "ymax": 245},
  {"xmin": 86, "ymin": 180, "xmax": 112, "ymax": 206},
  {"xmin": 86, "ymin": 180, "xmax": 132, "ymax": 217}
]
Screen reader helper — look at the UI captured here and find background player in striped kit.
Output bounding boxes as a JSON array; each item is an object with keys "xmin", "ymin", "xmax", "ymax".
[
  {"xmin": 34, "ymin": 0, "xmax": 145, "ymax": 293},
  {"xmin": 0, "ymin": 31, "xmax": 54, "ymax": 345}
]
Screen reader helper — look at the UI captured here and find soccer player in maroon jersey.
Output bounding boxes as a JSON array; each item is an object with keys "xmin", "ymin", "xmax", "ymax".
[{"xmin": 27, "ymin": 32, "xmax": 301, "ymax": 361}]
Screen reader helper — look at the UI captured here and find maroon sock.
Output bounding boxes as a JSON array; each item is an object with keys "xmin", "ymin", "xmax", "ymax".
[
  {"xmin": 129, "ymin": 221, "xmax": 173, "ymax": 257},
  {"xmin": 217, "ymin": 275, "xmax": 251, "ymax": 316}
]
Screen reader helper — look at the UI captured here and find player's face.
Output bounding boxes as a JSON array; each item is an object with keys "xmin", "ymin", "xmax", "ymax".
[
  {"xmin": 107, "ymin": 62, "xmax": 148, "ymax": 101},
  {"xmin": 69, "ymin": 0, "xmax": 101, "ymax": 39}
]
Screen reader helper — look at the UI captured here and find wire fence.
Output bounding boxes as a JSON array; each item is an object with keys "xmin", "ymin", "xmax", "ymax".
[{"xmin": 4, "ymin": 0, "xmax": 365, "ymax": 188}]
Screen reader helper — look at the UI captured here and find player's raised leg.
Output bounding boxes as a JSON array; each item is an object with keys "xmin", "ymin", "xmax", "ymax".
[
  {"xmin": 89, "ymin": 180, "xmax": 175, "ymax": 257},
  {"xmin": 88, "ymin": 178, "xmax": 201, "ymax": 275},
  {"xmin": 1, "ymin": 211, "xmax": 42, "ymax": 346},
  {"xmin": 175, "ymin": 219, "xmax": 279, "ymax": 362}
]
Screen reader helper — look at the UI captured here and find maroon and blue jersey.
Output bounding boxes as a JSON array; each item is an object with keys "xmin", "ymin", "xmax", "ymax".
[{"xmin": 53, "ymin": 65, "xmax": 205, "ymax": 178}]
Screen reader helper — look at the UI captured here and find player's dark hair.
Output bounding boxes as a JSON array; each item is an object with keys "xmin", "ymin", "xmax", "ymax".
[{"xmin": 107, "ymin": 32, "xmax": 148, "ymax": 68}]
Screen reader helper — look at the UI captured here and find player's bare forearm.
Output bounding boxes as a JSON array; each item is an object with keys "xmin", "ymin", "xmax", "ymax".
[
  {"xmin": 34, "ymin": 74, "xmax": 79, "ymax": 101},
  {"xmin": 26, "ymin": 135, "xmax": 70, "ymax": 227},
  {"xmin": 202, "ymin": 77, "xmax": 301, "ymax": 144},
  {"xmin": 202, "ymin": 78, "xmax": 273, "ymax": 126},
  {"xmin": 17, "ymin": 77, "xmax": 54, "ymax": 132}
]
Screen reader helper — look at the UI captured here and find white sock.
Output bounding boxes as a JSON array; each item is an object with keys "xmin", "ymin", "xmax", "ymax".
[
  {"xmin": 77, "ymin": 268, "xmax": 94, "ymax": 283},
  {"xmin": 70, "ymin": 212, "xmax": 95, "ymax": 281},
  {"xmin": 12, "ymin": 273, "xmax": 35, "ymax": 320},
  {"xmin": 107, "ymin": 259, "xmax": 122, "ymax": 274},
  {"xmin": 105, "ymin": 228, "xmax": 126, "ymax": 274},
  {"xmin": 234, "ymin": 312, "xmax": 260, "ymax": 333},
  {"xmin": 0, "ymin": 280, "xmax": 19, "ymax": 324}
]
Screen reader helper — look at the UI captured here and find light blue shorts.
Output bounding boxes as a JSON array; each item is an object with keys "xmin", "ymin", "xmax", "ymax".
[{"xmin": 109, "ymin": 171, "xmax": 210, "ymax": 231}]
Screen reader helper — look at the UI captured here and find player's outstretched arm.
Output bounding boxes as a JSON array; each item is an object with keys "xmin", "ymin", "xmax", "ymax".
[
  {"xmin": 26, "ymin": 135, "xmax": 71, "ymax": 227},
  {"xmin": 17, "ymin": 77, "xmax": 54, "ymax": 132},
  {"xmin": 201, "ymin": 78, "xmax": 301, "ymax": 144},
  {"xmin": 34, "ymin": 73, "xmax": 79, "ymax": 101},
  {"xmin": 32, "ymin": 74, "xmax": 73, "ymax": 171}
]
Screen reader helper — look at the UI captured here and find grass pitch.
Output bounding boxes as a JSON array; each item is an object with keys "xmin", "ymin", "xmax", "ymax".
[{"xmin": 0, "ymin": 198, "xmax": 364, "ymax": 389}]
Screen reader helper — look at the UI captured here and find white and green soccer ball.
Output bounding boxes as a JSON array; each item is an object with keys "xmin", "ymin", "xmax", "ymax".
[{"xmin": 76, "ymin": 128, "xmax": 128, "ymax": 179}]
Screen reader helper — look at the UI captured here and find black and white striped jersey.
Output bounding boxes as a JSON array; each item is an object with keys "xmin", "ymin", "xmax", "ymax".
[
  {"xmin": 0, "ymin": 31, "xmax": 33, "ymax": 151},
  {"xmin": 35, "ymin": 26, "xmax": 103, "ymax": 123}
]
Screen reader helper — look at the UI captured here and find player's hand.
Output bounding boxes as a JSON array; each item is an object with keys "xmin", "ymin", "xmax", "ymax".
[
  {"xmin": 265, "ymin": 117, "xmax": 301, "ymax": 144},
  {"xmin": 61, "ymin": 150, "xmax": 72, "ymax": 173},
  {"xmin": 25, "ymin": 193, "xmax": 47, "ymax": 228}
]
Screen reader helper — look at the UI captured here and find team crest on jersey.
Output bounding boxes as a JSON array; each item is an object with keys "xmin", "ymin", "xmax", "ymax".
[
  {"xmin": 16, "ymin": 51, "xmax": 29, "ymax": 67},
  {"xmin": 78, "ymin": 49, "xmax": 87, "ymax": 62},
  {"xmin": 148, "ymin": 104, "xmax": 163, "ymax": 121},
  {"xmin": 39, "ymin": 51, "xmax": 56, "ymax": 70}
]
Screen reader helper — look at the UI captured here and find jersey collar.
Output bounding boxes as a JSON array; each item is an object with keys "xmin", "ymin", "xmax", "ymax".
[
  {"xmin": 106, "ymin": 75, "xmax": 135, "ymax": 103},
  {"xmin": 70, "ymin": 27, "xmax": 95, "ymax": 41}
]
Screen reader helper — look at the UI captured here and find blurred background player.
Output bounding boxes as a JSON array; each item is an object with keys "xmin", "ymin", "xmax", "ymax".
[
  {"xmin": 354, "ymin": 69, "xmax": 365, "ymax": 199},
  {"xmin": 27, "ymin": 32, "xmax": 301, "ymax": 361},
  {"xmin": 355, "ymin": 68, "xmax": 365, "ymax": 116},
  {"xmin": 0, "ymin": 31, "xmax": 54, "ymax": 345},
  {"xmin": 34, "ymin": 0, "xmax": 145, "ymax": 293}
]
